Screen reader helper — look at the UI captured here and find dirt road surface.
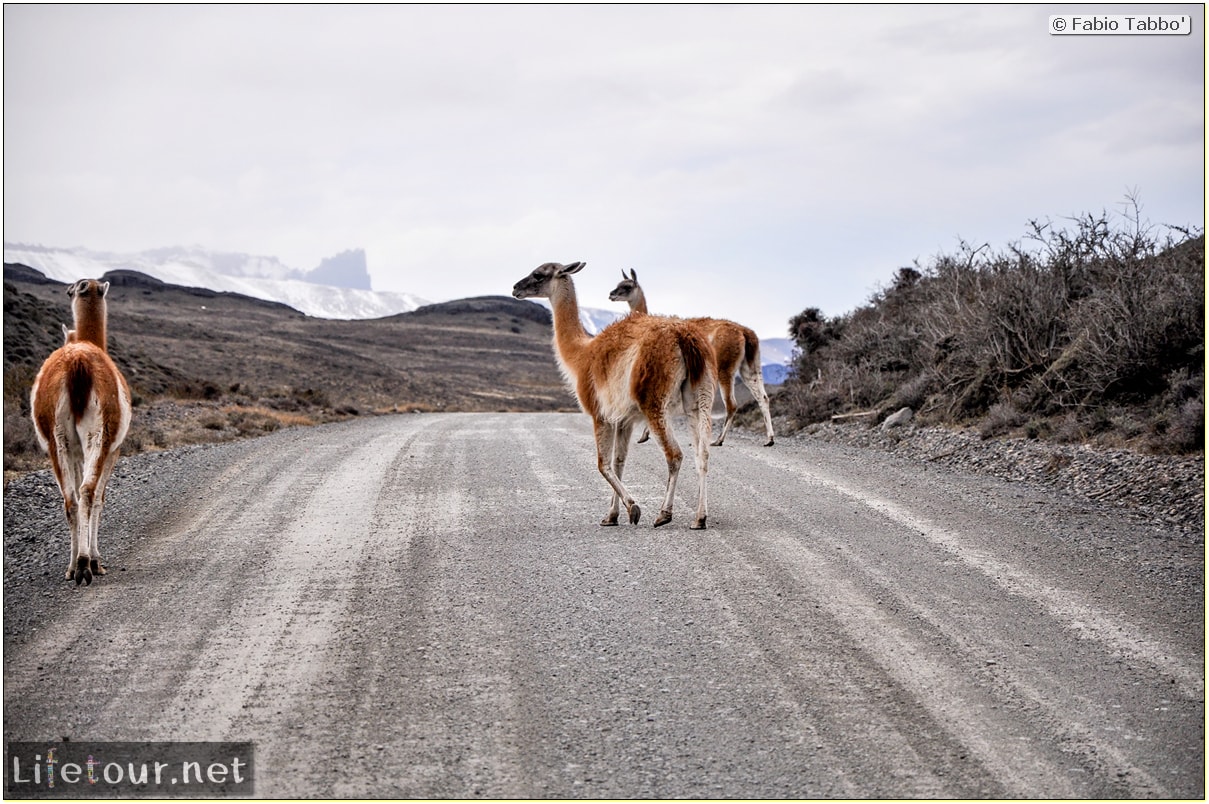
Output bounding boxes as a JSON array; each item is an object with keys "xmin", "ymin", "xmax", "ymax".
[{"xmin": 4, "ymin": 413, "xmax": 1203, "ymax": 798}]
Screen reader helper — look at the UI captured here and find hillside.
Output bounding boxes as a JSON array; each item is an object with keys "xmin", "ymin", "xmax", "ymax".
[
  {"xmin": 772, "ymin": 214, "xmax": 1204, "ymax": 455},
  {"xmin": 4, "ymin": 265, "xmax": 576, "ymax": 475}
]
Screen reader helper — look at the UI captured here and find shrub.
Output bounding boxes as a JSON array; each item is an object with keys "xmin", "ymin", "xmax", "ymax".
[
  {"xmin": 888, "ymin": 372, "xmax": 934, "ymax": 412},
  {"xmin": 3, "ymin": 404, "xmax": 41, "ymax": 463},
  {"xmin": 1151, "ymin": 399, "xmax": 1206, "ymax": 454},
  {"xmin": 774, "ymin": 197, "xmax": 1204, "ymax": 452},
  {"xmin": 979, "ymin": 402, "xmax": 1026, "ymax": 440}
]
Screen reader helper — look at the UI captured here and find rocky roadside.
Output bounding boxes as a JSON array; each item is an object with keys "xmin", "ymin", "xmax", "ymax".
[{"xmin": 785, "ymin": 416, "xmax": 1205, "ymax": 540}]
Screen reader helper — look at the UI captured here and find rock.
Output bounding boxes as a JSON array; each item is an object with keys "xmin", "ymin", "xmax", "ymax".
[{"xmin": 882, "ymin": 407, "xmax": 914, "ymax": 431}]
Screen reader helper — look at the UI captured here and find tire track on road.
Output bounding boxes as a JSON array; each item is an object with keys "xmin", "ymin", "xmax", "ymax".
[
  {"xmin": 722, "ymin": 437, "xmax": 1199, "ymax": 798},
  {"xmin": 3, "ymin": 440, "xmax": 325, "ymax": 740},
  {"xmin": 753, "ymin": 447, "xmax": 1203, "ymax": 700}
]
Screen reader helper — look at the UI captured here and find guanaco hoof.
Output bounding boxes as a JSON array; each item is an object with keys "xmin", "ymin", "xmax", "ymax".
[
  {"xmin": 764, "ymin": 437, "xmax": 775, "ymax": 447},
  {"xmin": 690, "ymin": 517, "xmax": 708, "ymax": 530},
  {"xmin": 73, "ymin": 556, "xmax": 93, "ymax": 586},
  {"xmin": 654, "ymin": 510, "xmax": 673, "ymax": 527},
  {"xmin": 600, "ymin": 514, "xmax": 619, "ymax": 527},
  {"xmin": 628, "ymin": 504, "xmax": 642, "ymax": 525},
  {"xmin": 710, "ymin": 437, "xmax": 725, "ymax": 447},
  {"xmin": 91, "ymin": 559, "xmax": 106, "ymax": 576}
]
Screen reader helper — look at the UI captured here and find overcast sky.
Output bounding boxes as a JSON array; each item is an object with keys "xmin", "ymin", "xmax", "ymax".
[{"xmin": 4, "ymin": 4, "xmax": 1204, "ymax": 338}]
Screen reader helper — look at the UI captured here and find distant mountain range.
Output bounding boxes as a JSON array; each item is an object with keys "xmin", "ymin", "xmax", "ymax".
[
  {"xmin": 3, "ymin": 242, "xmax": 794, "ymax": 381},
  {"xmin": 2, "ymin": 243, "xmax": 424, "ymax": 320}
]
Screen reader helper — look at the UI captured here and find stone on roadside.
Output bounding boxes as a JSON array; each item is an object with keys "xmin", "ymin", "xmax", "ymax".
[{"xmin": 882, "ymin": 407, "xmax": 914, "ymax": 431}]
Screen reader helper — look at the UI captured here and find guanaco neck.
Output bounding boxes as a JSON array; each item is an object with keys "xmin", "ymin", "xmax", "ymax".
[
  {"xmin": 73, "ymin": 296, "xmax": 108, "ymax": 351},
  {"xmin": 627, "ymin": 287, "xmax": 649, "ymax": 316},
  {"xmin": 548, "ymin": 276, "xmax": 592, "ymax": 376}
]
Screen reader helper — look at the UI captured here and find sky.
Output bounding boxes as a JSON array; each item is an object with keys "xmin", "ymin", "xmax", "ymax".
[{"xmin": 3, "ymin": 4, "xmax": 1204, "ymax": 339}]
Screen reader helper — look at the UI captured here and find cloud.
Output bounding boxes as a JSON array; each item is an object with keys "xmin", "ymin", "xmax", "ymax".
[{"xmin": 4, "ymin": 4, "xmax": 1203, "ymax": 338}]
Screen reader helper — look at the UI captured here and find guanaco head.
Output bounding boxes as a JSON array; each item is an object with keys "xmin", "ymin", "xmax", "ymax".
[
  {"xmin": 67, "ymin": 278, "xmax": 110, "ymax": 308},
  {"xmin": 512, "ymin": 261, "xmax": 585, "ymax": 300},
  {"xmin": 608, "ymin": 269, "xmax": 641, "ymax": 303},
  {"xmin": 66, "ymin": 278, "xmax": 111, "ymax": 350}
]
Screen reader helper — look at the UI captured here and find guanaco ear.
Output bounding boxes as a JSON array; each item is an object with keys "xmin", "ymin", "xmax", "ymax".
[
  {"xmin": 629, "ymin": 269, "xmax": 638, "ymax": 282},
  {"xmin": 560, "ymin": 262, "xmax": 586, "ymax": 276},
  {"xmin": 99, "ymin": 280, "xmax": 110, "ymax": 297}
]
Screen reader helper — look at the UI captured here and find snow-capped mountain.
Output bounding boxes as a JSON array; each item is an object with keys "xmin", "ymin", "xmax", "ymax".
[
  {"xmin": 3, "ymin": 243, "xmax": 635, "ymax": 329},
  {"xmin": 3, "ymin": 244, "xmax": 426, "ymax": 320},
  {"xmin": 133, "ymin": 245, "xmax": 302, "ymax": 281}
]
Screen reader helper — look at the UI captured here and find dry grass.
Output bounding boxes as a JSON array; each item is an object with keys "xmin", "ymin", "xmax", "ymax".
[
  {"xmin": 131, "ymin": 400, "xmax": 326, "ymax": 449},
  {"xmin": 5, "ymin": 398, "xmax": 334, "ymax": 484}
]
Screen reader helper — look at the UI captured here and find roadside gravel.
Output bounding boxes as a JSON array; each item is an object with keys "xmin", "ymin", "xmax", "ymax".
[{"xmin": 788, "ymin": 418, "xmax": 1204, "ymax": 539}]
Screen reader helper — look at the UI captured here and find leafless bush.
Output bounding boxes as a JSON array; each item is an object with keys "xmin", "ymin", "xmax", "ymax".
[
  {"xmin": 775, "ymin": 197, "xmax": 1204, "ymax": 452},
  {"xmin": 1052, "ymin": 412, "xmax": 1086, "ymax": 444},
  {"xmin": 1151, "ymin": 398, "xmax": 1206, "ymax": 454},
  {"xmin": 979, "ymin": 402, "xmax": 1026, "ymax": 440},
  {"xmin": 888, "ymin": 372, "xmax": 934, "ymax": 413}
]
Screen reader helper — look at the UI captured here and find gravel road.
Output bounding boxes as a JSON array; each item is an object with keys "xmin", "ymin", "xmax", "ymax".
[{"xmin": 3, "ymin": 413, "xmax": 1203, "ymax": 798}]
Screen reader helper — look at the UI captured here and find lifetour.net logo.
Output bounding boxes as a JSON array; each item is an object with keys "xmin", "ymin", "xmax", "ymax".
[{"xmin": 6, "ymin": 742, "xmax": 254, "ymax": 799}]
